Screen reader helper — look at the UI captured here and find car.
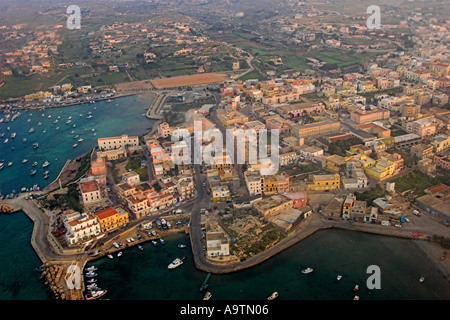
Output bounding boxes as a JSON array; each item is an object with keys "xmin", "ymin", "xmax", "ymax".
[{"xmin": 395, "ymin": 224, "xmax": 402, "ymax": 228}]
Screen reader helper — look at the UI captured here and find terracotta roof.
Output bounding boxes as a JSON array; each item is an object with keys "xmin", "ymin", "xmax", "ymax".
[
  {"xmin": 94, "ymin": 207, "xmax": 118, "ymax": 220},
  {"xmin": 80, "ymin": 180, "xmax": 99, "ymax": 193}
]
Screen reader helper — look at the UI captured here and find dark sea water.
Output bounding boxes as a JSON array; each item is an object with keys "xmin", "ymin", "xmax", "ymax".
[{"xmin": 0, "ymin": 95, "xmax": 155, "ymax": 196}]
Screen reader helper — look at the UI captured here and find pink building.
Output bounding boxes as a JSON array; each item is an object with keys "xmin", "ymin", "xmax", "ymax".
[{"xmin": 283, "ymin": 192, "xmax": 307, "ymax": 208}]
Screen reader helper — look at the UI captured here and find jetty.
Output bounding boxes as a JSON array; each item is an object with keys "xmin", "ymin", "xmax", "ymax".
[{"xmin": 145, "ymin": 92, "xmax": 168, "ymax": 120}]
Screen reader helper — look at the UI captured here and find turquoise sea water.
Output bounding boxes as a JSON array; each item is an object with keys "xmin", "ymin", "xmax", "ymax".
[{"xmin": 0, "ymin": 95, "xmax": 155, "ymax": 196}]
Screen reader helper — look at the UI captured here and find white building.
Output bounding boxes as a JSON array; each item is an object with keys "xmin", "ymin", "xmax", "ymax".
[
  {"xmin": 98, "ymin": 134, "xmax": 139, "ymax": 151},
  {"xmin": 64, "ymin": 212, "xmax": 101, "ymax": 245},
  {"xmin": 79, "ymin": 180, "xmax": 103, "ymax": 205},
  {"xmin": 122, "ymin": 171, "xmax": 141, "ymax": 186},
  {"xmin": 206, "ymin": 231, "xmax": 230, "ymax": 258}
]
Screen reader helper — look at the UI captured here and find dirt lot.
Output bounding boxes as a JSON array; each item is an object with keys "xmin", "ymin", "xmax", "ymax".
[
  {"xmin": 115, "ymin": 80, "xmax": 155, "ymax": 92},
  {"xmin": 150, "ymin": 73, "xmax": 228, "ymax": 89}
]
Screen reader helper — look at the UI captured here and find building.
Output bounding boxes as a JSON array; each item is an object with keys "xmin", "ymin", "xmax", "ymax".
[
  {"xmin": 127, "ymin": 192, "xmax": 150, "ymax": 219},
  {"xmin": 244, "ymin": 170, "xmax": 264, "ymax": 196},
  {"xmin": 93, "ymin": 206, "xmax": 129, "ymax": 233},
  {"xmin": 206, "ymin": 231, "xmax": 230, "ymax": 257},
  {"xmin": 416, "ymin": 185, "xmax": 450, "ymax": 225},
  {"xmin": 342, "ymin": 194, "xmax": 367, "ymax": 221},
  {"xmin": 431, "ymin": 135, "xmax": 450, "ymax": 154},
  {"xmin": 434, "ymin": 154, "xmax": 450, "ymax": 170},
  {"xmin": 283, "ymin": 192, "xmax": 307, "ymax": 208},
  {"xmin": 394, "ymin": 133, "xmax": 422, "ymax": 150},
  {"xmin": 79, "ymin": 180, "xmax": 102, "ymax": 206},
  {"xmin": 63, "ymin": 212, "xmax": 101, "ymax": 245},
  {"xmin": 298, "ymin": 145, "xmax": 324, "ymax": 161},
  {"xmin": 411, "ymin": 144, "xmax": 434, "ymax": 160},
  {"xmin": 122, "ymin": 171, "xmax": 141, "ymax": 186},
  {"xmin": 307, "ymin": 174, "xmax": 340, "ymax": 191},
  {"xmin": 293, "ymin": 120, "xmax": 341, "ymax": 139},
  {"xmin": 212, "ymin": 186, "xmax": 231, "ymax": 202},
  {"xmin": 264, "ymin": 174, "xmax": 290, "ymax": 195},
  {"xmin": 350, "ymin": 108, "xmax": 390, "ymax": 124},
  {"xmin": 91, "ymin": 157, "xmax": 107, "ymax": 176},
  {"xmin": 252, "ymin": 195, "xmax": 294, "ymax": 219},
  {"xmin": 158, "ymin": 122, "xmax": 171, "ymax": 138},
  {"xmin": 406, "ymin": 118, "xmax": 437, "ymax": 139},
  {"xmin": 98, "ymin": 134, "xmax": 139, "ymax": 151}
]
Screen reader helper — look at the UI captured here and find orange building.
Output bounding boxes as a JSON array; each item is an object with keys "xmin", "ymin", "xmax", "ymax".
[{"xmin": 93, "ymin": 206, "xmax": 129, "ymax": 233}]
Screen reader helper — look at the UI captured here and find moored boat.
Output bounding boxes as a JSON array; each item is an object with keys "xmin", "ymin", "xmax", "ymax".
[
  {"xmin": 419, "ymin": 277, "xmax": 425, "ymax": 283},
  {"xmin": 203, "ymin": 292, "xmax": 212, "ymax": 300},
  {"xmin": 267, "ymin": 292, "xmax": 278, "ymax": 300},
  {"xmin": 85, "ymin": 290, "xmax": 107, "ymax": 301},
  {"xmin": 353, "ymin": 285, "xmax": 359, "ymax": 292},
  {"xmin": 42, "ymin": 161, "xmax": 50, "ymax": 168},
  {"xmin": 337, "ymin": 275, "xmax": 342, "ymax": 281},
  {"xmin": 178, "ymin": 244, "xmax": 187, "ymax": 249},
  {"xmin": 152, "ymin": 240, "xmax": 158, "ymax": 247},
  {"xmin": 138, "ymin": 245, "xmax": 144, "ymax": 251},
  {"xmin": 168, "ymin": 257, "xmax": 185, "ymax": 270},
  {"xmin": 160, "ymin": 238, "xmax": 165, "ymax": 245},
  {"xmin": 302, "ymin": 267, "xmax": 313, "ymax": 274}
]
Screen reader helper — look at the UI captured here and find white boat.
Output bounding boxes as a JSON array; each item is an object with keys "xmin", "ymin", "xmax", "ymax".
[
  {"xmin": 353, "ymin": 296, "xmax": 360, "ymax": 300},
  {"xmin": 44, "ymin": 171, "xmax": 49, "ymax": 179},
  {"xmin": 353, "ymin": 285, "xmax": 359, "ymax": 292},
  {"xmin": 56, "ymin": 127, "xmax": 60, "ymax": 130},
  {"xmin": 203, "ymin": 292, "xmax": 212, "ymax": 300},
  {"xmin": 22, "ymin": 159, "xmax": 29, "ymax": 163},
  {"xmin": 0, "ymin": 163, "xmax": 4, "ymax": 170},
  {"xmin": 30, "ymin": 170, "xmax": 37, "ymax": 176},
  {"xmin": 8, "ymin": 162, "xmax": 13, "ymax": 167},
  {"xmin": 22, "ymin": 138, "xmax": 27, "ymax": 143},
  {"xmin": 85, "ymin": 290, "xmax": 107, "ymax": 301},
  {"xmin": 11, "ymin": 133, "xmax": 16, "ymax": 138},
  {"xmin": 302, "ymin": 268, "xmax": 313, "ymax": 274},
  {"xmin": 138, "ymin": 245, "xmax": 144, "ymax": 251},
  {"xmin": 117, "ymin": 252, "xmax": 122, "ymax": 257},
  {"xmin": 160, "ymin": 238, "xmax": 165, "ymax": 245},
  {"xmin": 29, "ymin": 127, "xmax": 35, "ymax": 133},
  {"xmin": 85, "ymin": 272, "xmax": 97, "ymax": 278},
  {"xmin": 87, "ymin": 278, "xmax": 97, "ymax": 284},
  {"xmin": 178, "ymin": 244, "xmax": 187, "ymax": 249},
  {"xmin": 152, "ymin": 240, "xmax": 158, "ymax": 247},
  {"xmin": 78, "ymin": 138, "xmax": 84, "ymax": 142},
  {"xmin": 33, "ymin": 142, "xmax": 39, "ymax": 149},
  {"xmin": 66, "ymin": 120, "xmax": 71, "ymax": 124},
  {"xmin": 419, "ymin": 277, "xmax": 425, "ymax": 283},
  {"xmin": 86, "ymin": 266, "xmax": 97, "ymax": 272},
  {"xmin": 73, "ymin": 144, "xmax": 78, "ymax": 148},
  {"xmin": 42, "ymin": 161, "xmax": 50, "ymax": 168},
  {"xmin": 108, "ymin": 254, "xmax": 114, "ymax": 259},
  {"xmin": 32, "ymin": 161, "xmax": 38, "ymax": 167},
  {"xmin": 3, "ymin": 139, "xmax": 8, "ymax": 144},
  {"xmin": 168, "ymin": 257, "xmax": 185, "ymax": 270},
  {"xmin": 267, "ymin": 292, "xmax": 278, "ymax": 300},
  {"xmin": 337, "ymin": 275, "xmax": 342, "ymax": 281}
]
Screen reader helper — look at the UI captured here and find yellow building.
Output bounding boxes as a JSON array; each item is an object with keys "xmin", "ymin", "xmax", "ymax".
[
  {"xmin": 364, "ymin": 160, "xmax": 395, "ymax": 181},
  {"xmin": 93, "ymin": 206, "xmax": 129, "ymax": 233},
  {"xmin": 307, "ymin": 174, "xmax": 340, "ymax": 191},
  {"xmin": 326, "ymin": 155, "xmax": 347, "ymax": 173}
]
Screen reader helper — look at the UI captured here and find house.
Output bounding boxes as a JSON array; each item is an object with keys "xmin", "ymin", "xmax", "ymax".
[
  {"xmin": 206, "ymin": 231, "xmax": 230, "ymax": 257},
  {"xmin": 93, "ymin": 206, "xmax": 129, "ymax": 233},
  {"xmin": 307, "ymin": 174, "xmax": 340, "ymax": 191},
  {"xmin": 63, "ymin": 212, "xmax": 101, "ymax": 245},
  {"xmin": 79, "ymin": 180, "xmax": 102, "ymax": 206}
]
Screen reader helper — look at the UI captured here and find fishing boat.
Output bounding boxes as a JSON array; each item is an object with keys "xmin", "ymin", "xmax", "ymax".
[
  {"xmin": 152, "ymin": 240, "xmax": 158, "ymax": 247},
  {"xmin": 85, "ymin": 272, "xmax": 97, "ymax": 278},
  {"xmin": 138, "ymin": 245, "xmax": 144, "ymax": 251},
  {"xmin": 267, "ymin": 292, "xmax": 278, "ymax": 300},
  {"xmin": 30, "ymin": 170, "xmax": 37, "ymax": 176},
  {"xmin": 203, "ymin": 292, "xmax": 212, "ymax": 300},
  {"xmin": 168, "ymin": 257, "xmax": 185, "ymax": 270},
  {"xmin": 178, "ymin": 244, "xmax": 187, "ymax": 249},
  {"xmin": 87, "ymin": 279, "xmax": 97, "ymax": 284},
  {"xmin": 33, "ymin": 142, "xmax": 39, "ymax": 149},
  {"xmin": 302, "ymin": 268, "xmax": 313, "ymax": 274},
  {"xmin": 353, "ymin": 285, "xmax": 359, "ymax": 292},
  {"xmin": 160, "ymin": 238, "xmax": 165, "ymax": 245},
  {"xmin": 419, "ymin": 277, "xmax": 425, "ymax": 283},
  {"xmin": 85, "ymin": 290, "xmax": 107, "ymax": 301},
  {"xmin": 86, "ymin": 266, "xmax": 97, "ymax": 272},
  {"xmin": 200, "ymin": 273, "xmax": 211, "ymax": 292},
  {"xmin": 108, "ymin": 254, "xmax": 114, "ymax": 259},
  {"xmin": 337, "ymin": 275, "xmax": 342, "ymax": 281},
  {"xmin": 42, "ymin": 161, "xmax": 50, "ymax": 168},
  {"xmin": 117, "ymin": 252, "xmax": 122, "ymax": 257}
]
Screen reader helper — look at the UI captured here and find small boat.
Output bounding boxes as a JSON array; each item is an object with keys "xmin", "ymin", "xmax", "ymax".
[
  {"xmin": 353, "ymin": 296, "xmax": 360, "ymax": 300},
  {"xmin": 3, "ymin": 139, "xmax": 8, "ymax": 144},
  {"xmin": 151, "ymin": 230, "xmax": 156, "ymax": 236},
  {"xmin": 203, "ymin": 292, "xmax": 212, "ymax": 300},
  {"xmin": 85, "ymin": 272, "xmax": 97, "ymax": 278},
  {"xmin": 85, "ymin": 290, "xmax": 107, "ymax": 301},
  {"xmin": 168, "ymin": 257, "xmax": 185, "ymax": 270},
  {"xmin": 106, "ymin": 99, "xmax": 113, "ymax": 103},
  {"xmin": 178, "ymin": 244, "xmax": 187, "ymax": 249},
  {"xmin": 23, "ymin": 159, "xmax": 29, "ymax": 163},
  {"xmin": 0, "ymin": 163, "xmax": 4, "ymax": 170},
  {"xmin": 337, "ymin": 275, "xmax": 342, "ymax": 281},
  {"xmin": 73, "ymin": 144, "xmax": 78, "ymax": 148},
  {"xmin": 71, "ymin": 130, "xmax": 76, "ymax": 134},
  {"xmin": 53, "ymin": 120, "xmax": 58, "ymax": 124},
  {"xmin": 33, "ymin": 143, "xmax": 39, "ymax": 149},
  {"xmin": 160, "ymin": 238, "xmax": 165, "ymax": 245},
  {"xmin": 87, "ymin": 115, "xmax": 93, "ymax": 119},
  {"xmin": 32, "ymin": 161, "xmax": 38, "ymax": 167},
  {"xmin": 8, "ymin": 162, "xmax": 13, "ymax": 167},
  {"xmin": 30, "ymin": 170, "xmax": 37, "ymax": 176},
  {"xmin": 87, "ymin": 278, "xmax": 96, "ymax": 284},
  {"xmin": 44, "ymin": 172, "xmax": 49, "ymax": 179},
  {"xmin": 419, "ymin": 277, "xmax": 425, "ymax": 283},
  {"xmin": 11, "ymin": 133, "xmax": 16, "ymax": 138},
  {"xmin": 152, "ymin": 240, "xmax": 158, "ymax": 247},
  {"xmin": 353, "ymin": 285, "xmax": 359, "ymax": 292},
  {"xmin": 22, "ymin": 138, "xmax": 27, "ymax": 143},
  {"xmin": 78, "ymin": 138, "xmax": 84, "ymax": 142},
  {"xmin": 302, "ymin": 268, "xmax": 313, "ymax": 274},
  {"xmin": 200, "ymin": 273, "xmax": 211, "ymax": 292},
  {"xmin": 267, "ymin": 292, "xmax": 278, "ymax": 300},
  {"xmin": 86, "ymin": 266, "xmax": 97, "ymax": 272},
  {"xmin": 42, "ymin": 161, "xmax": 49, "ymax": 168},
  {"xmin": 138, "ymin": 245, "xmax": 144, "ymax": 251},
  {"xmin": 55, "ymin": 127, "xmax": 60, "ymax": 130},
  {"xmin": 108, "ymin": 254, "xmax": 114, "ymax": 259},
  {"xmin": 38, "ymin": 122, "xmax": 42, "ymax": 126},
  {"xmin": 117, "ymin": 252, "xmax": 122, "ymax": 257},
  {"xmin": 66, "ymin": 120, "xmax": 71, "ymax": 124},
  {"xmin": 29, "ymin": 127, "xmax": 35, "ymax": 133}
]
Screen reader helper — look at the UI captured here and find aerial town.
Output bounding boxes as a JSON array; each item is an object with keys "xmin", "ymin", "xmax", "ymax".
[{"xmin": 0, "ymin": 0, "xmax": 448, "ymax": 303}]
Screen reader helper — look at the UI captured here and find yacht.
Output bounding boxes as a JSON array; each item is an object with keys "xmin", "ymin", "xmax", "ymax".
[
  {"xmin": 168, "ymin": 257, "xmax": 185, "ymax": 270},
  {"xmin": 117, "ymin": 252, "xmax": 122, "ymax": 257},
  {"xmin": 302, "ymin": 268, "xmax": 313, "ymax": 274},
  {"xmin": 267, "ymin": 292, "xmax": 278, "ymax": 300},
  {"xmin": 85, "ymin": 271, "xmax": 97, "ymax": 278},
  {"xmin": 108, "ymin": 254, "xmax": 114, "ymax": 259},
  {"xmin": 85, "ymin": 290, "xmax": 107, "ymax": 301},
  {"xmin": 42, "ymin": 161, "xmax": 50, "ymax": 168},
  {"xmin": 203, "ymin": 292, "xmax": 212, "ymax": 300},
  {"xmin": 87, "ymin": 278, "xmax": 97, "ymax": 284}
]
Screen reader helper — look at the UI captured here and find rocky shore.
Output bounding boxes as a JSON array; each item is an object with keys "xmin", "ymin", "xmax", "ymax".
[{"xmin": 39, "ymin": 262, "xmax": 67, "ymax": 300}]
